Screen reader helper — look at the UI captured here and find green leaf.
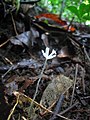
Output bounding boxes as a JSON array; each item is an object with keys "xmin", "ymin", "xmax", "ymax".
[
  {"xmin": 79, "ymin": 3, "xmax": 87, "ymax": 17},
  {"xmin": 86, "ymin": 4, "xmax": 90, "ymax": 12},
  {"xmin": 68, "ymin": 6, "xmax": 79, "ymax": 18},
  {"xmin": 88, "ymin": 0, "xmax": 90, "ymax": 3},
  {"xmin": 83, "ymin": 15, "xmax": 90, "ymax": 20}
]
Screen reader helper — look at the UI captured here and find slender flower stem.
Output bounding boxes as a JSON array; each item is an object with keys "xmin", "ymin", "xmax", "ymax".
[
  {"xmin": 29, "ymin": 59, "xmax": 47, "ymax": 113},
  {"xmin": 33, "ymin": 59, "xmax": 47, "ymax": 101},
  {"xmin": 28, "ymin": 47, "xmax": 56, "ymax": 117}
]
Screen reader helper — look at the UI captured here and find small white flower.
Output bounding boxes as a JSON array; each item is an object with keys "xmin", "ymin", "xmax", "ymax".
[{"xmin": 42, "ymin": 47, "xmax": 56, "ymax": 60}]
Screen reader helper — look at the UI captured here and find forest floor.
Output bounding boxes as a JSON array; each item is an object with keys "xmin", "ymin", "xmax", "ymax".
[{"xmin": 0, "ymin": 2, "xmax": 90, "ymax": 120}]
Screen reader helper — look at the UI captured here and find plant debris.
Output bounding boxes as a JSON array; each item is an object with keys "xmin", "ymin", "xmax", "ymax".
[{"xmin": 0, "ymin": 1, "xmax": 90, "ymax": 120}]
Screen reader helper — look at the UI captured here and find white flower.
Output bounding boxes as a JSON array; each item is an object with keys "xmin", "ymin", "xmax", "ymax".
[{"xmin": 42, "ymin": 47, "xmax": 56, "ymax": 60}]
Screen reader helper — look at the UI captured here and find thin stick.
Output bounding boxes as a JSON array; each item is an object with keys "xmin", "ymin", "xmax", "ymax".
[
  {"xmin": 83, "ymin": 45, "xmax": 90, "ymax": 62},
  {"xmin": 13, "ymin": 91, "xmax": 71, "ymax": 120},
  {"xmin": 2, "ymin": 65, "xmax": 14, "ymax": 79},
  {"xmin": 59, "ymin": 0, "xmax": 66, "ymax": 18},
  {"xmin": 60, "ymin": 102, "xmax": 79, "ymax": 115},
  {"xmin": 70, "ymin": 64, "xmax": 78, "ymax": 106},
  {"xmin": 29, "ymin": 59, "xmax": 47, "ymax": 113},
  {"xmin": 22, "ymin": 116, "xmax": 27, "ymax": 120},
  {"xmin": 0, "ymin": 38, "xmax": 11, "ymax": 48},
  {"xmin": 7, "ymin": 94, "xmax": 19, "ymax": 120},
  {"xmin": 49, "ymin": 94, "xmax": 64, "ymax": 120},
  {"xmin": 81, "ymin": 66, "xmax": 86, "ymax": 93},
  {"xmin": 10, "ymin": 12, "xmax": 18, "ymax": 36}
]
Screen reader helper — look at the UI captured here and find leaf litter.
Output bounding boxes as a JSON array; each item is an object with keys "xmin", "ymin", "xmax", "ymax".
[{"xmin": 0, "ymin": 1, "xmax": 90, "ymax": 120}]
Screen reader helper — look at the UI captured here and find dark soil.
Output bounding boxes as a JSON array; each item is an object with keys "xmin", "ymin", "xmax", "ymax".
[{"xmin": 0, "ymin": 1, "xmax": 90, "ymax": 120}]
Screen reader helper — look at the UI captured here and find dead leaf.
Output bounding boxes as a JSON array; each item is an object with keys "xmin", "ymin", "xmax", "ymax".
[
  {"xmin": 40, "ymin": 74, "xmax": 73, "ymax": 110},
  {"xmin": 57, "ymin": 46, "xmax": 75, "ymax": 58},
  {"xmin": 35, "ymin": 13, "xmax": 75, "ymax": 32},
  {"xmin": 10, "ymin": 28, "xmax": 39, "ymax": 48},
  {"xmin": 5, "ymin": 81, "xmax": 18, "ymax": 95}
]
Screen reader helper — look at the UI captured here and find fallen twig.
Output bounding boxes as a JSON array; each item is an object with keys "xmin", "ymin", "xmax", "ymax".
[
  {"xmin": 13, "ymin": 91, "xmax": 72, "ymax": 120},
  {"xmin": 70, "ymin": 64, "xmax": 78, "ymax": 106},
  {"xmin": 7, "ymin": 93, "xmax": 19, "ymax": 120}
]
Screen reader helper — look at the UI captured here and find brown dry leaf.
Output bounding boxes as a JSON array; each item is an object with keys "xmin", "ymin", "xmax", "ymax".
[
  {"xmin": 6, "ymin": 75, "xmax": 38, "ymax": 93},
  {"xmin": 57, "ymin": 46, "xmax": 75, "ymax": 58},
  {"xmin": 19, "ymin": 78, "xmax": 36, "ymax": 92},
  {"xmin": 40, "ymin": 74, "xmax": 73, "ymax": 109},
  {"xmin": 10, "ymin": 28, "xmax": 39, "ymax": 48},
  {"xmin": 35, "ymin": 13, "xmax": 75, "ymax": 32},
  {"xmin": 5, "ymin": 81, "xmax": 18, "ymax": 95}
]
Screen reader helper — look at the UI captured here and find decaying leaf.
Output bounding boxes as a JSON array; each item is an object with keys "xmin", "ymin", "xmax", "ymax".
[
  {"xmin": 57, "ymin": 46, "xmax": 75, "ymax": 58},
  {"xmin": 40, "ymin": 74, "xmax": 73, "ymax": 109},
  {"xmin": 35, "ymin": 13, "xmax": 67, "ymax": 26},
  {"xmin": 35, "ymin": 13, "xmax": 75, "ymax": 32},
  {"xmin": 5, "ymin": 81, "xmax": 18, "ymax": 95},
  {"xmin": 10, "ymin": 27, "xmax": 39, "ymax": 48}
]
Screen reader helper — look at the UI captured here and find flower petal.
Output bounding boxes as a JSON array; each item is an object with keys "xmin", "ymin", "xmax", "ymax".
[
  {"xmin": 42, "ymin": 47, "xmax": 56, "ymax": 60},
  {"xmin": 47, "ymin": 54, "xmax": 56, "ymax": 59},
  {"xmin": 45, "ymin": 47, "xmax": 50, "ymax": 56},
  {"xmin": 49, "ymin": 49, "xmax": 56, "ymax": 56},
  {"xmin": 42, "ymin": 50, "xmax": 46, "ymax": 58}
]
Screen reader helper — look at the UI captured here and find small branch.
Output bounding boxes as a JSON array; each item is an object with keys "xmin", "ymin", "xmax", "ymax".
[
  {"xmin": 7, "ymin": 94, "xmax": 19, "ymax": 120},
  {"xmin": 83, "ymin": 45, "xmax": 90, "ymax": 62},
  {"xmin": 60, "ymin": 102, "xmax": 79, "ymax": 115},
  {"xmin": 80, "ymin": 66, "xmax": 86, "ymax": 93},
  {"xmin": 29, "ymin": 59, "xmax": 47, "ymax": 113},
  {"xmin": 70, "ymin": 64, "xmax": 78, "ymax": 106},
  {"xmin": 10, "ymin": 12, "xmax": 18, "ymax": 36},
  {"xmin": 0, "ymin": 38, "xmax": 11, "ymax": 48},
  {"xmin": 13, "ymin": 91, "xmax": 71, "ymax": 120},
  {"xmin": 49, "ymin": 94, "xmax": 64, "ymax": 120},
  {"xmin": 59, "ymin": 0, "xmax": 66, "ymax": 18}
]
